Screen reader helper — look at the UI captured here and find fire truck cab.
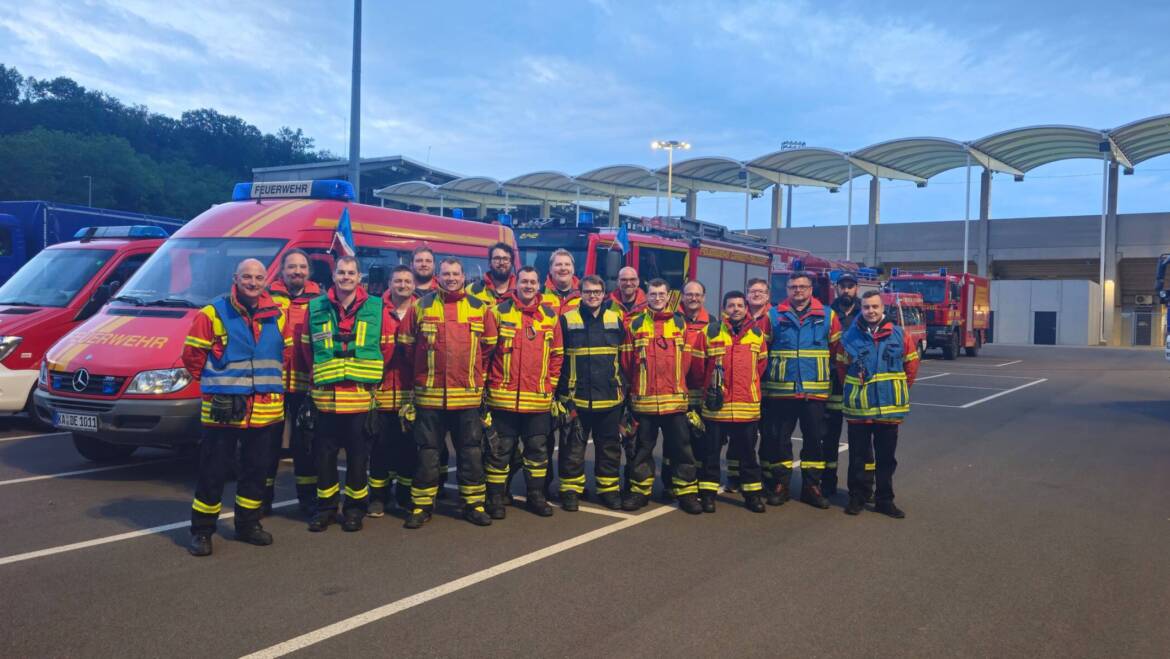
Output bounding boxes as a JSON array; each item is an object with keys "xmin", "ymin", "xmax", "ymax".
[
  {"xmin": 881, "ymin": 291, "xmax": 927, "ymax": 359},
  {"xmin": 887, "ymin": 268, "xmax": 990, "ymax": 360},
  {"xmin": 36, "ymin": 180, "xmax": 514, "ymax": 462},
  {"xmin": 768, "ymin": 246, "xmax": 880, "ymax": 306}
]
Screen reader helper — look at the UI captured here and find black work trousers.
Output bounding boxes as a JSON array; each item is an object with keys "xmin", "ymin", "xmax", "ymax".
[
  {"xmin": 191, "ymin": 424, "xmax": 274, "ymax": 536},
  {"xmin": 558, "ymin": 406, "xmax": 623, "ymax": 497},
  {"xmin": 263, "ymin": 392, "xmax": 317, "ymax": 508},
  {"xmin": 314, "ymin": 411, "xmax": 372, "ymax": 515},
  {"xmin": 821, "ymin": 406, "xmax": 845, "ymax": 490},
  {"xmin": 411, "ymin": 407, "xmax": 485, "ymax": 511},
  {"xmin": 697, "ymin": 420, "xmax": 762, "ymax": 495},
  {"xmin": 487, "ymin": 410, "xmax": 551, "ymax": 494},
  {"xmin": 760, "ymin": 398, "xmax": 826, "ymax": 490},
  {"xmin": 370, "ymin": 411, "xmax": 415, "ymax": 507},
  {"xmin": 628, "ymin": 412, "xmax": 695, "ymax": 497},
  {"xmin": 847, "ymin": 423, "xmax": 899, "ymax": 503}
]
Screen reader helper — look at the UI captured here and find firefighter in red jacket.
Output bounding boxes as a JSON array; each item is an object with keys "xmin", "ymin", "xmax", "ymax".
[
  {"xmin": 541, "ymin": 248, "xmax": 581, "ymax": 314},
  {"xmin": 620, "ymin": 278, "xmax": 704, "ymax": 513},
  {"xmin": 837, "ymin": 290, "xmax": 919, "ymax": 518},
  {"xmin": 693, "ymin": 290, "xmax": 769, "ymax": 513},
  {"xmin": 264, "ymin": 249, "xmax": 321, "ymax": 517},
  {"xmin": 483, "ymin": 266, "xmax": 564, "ymax": 518},
  {"xmin": 660, "ymin": 279, "xmax": 711, "ymax": 501},
  {"xmin": 608, "ymin": 266, "xmax": 647, "ymax": 320},
  {"xmin": 369, "ymin": 265, "xmax": 417, "ymax": 516},
  {"xmin": 398, "ymin": 257, "xmax": 499, "ymax": 529},
  {"xmin": 184, "ymin": 259, "xmax": 290, "ymax": 557},
  {"xmin": 724, "ymin": 277, "xmax": 773, "ymax": 493},
  {"xmin": 467, "ymin": 242, "xmax": 517, "ymax": 306}
]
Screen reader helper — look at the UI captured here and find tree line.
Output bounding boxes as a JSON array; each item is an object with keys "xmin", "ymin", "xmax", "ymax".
[{"xmin": 0, "ymin": 64, "xmax": 334, "ymax": 218}]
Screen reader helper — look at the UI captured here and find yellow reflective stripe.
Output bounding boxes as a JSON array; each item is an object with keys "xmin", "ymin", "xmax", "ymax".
[
  {"xmin": 801, "ymin": 461, "xmax": 826, "ymax": 470},
  {"xmin": 192, "ymin": 498, "xmax": 221, "ymax": 515},
  {"xmin": 295, "ymin": 475, "xmax": 318, "ymax": 485},
  {"xmin": 184, "ymin": 335, "xmax": 212, "ymax": 349},
  {"xmin": 369, "ymin": 477, "xmax": 390, "ymax": 488},
  {"xmin": 769, "ymin": 349, "xmax": 830, "ymax": 357},
  {"xmin": 317, "ymin": 483, "xmax": 340, "ymax": 499},
  {"xmin": 864, "ymin": 462, "xmax": 876, "ymax": 471},
  {"xmin": 235, "ymin": 494, "xmax": 263, "ymax": 510},
  {"xmin": 565, "ymin": 346, "xmax": 619, "ymax": 356},
  {"xmin": 344, "ymin": 485, "xmax": 369, "ymax": 499}
]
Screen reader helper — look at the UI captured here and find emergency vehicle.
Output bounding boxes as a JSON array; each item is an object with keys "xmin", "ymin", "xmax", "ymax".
[
  {"xmin": 0, "ymin": 226, "xmax": 165, "ymax": 425},
  {"xmin": 881, "ymin": 291, "xmax": 927, "ymax": 358},
  {"xmin": 768, "ymin": 246, "xmax": 880, "ymax": 305},
  {"xmin": 35, "ymin": 180, "xmax": 515, "ymax": 461},
  {"xmin": 887, "ymin": 268, "xmax": 990, "ymax": 360},
  {"xmin": 515, "ymin": 216, "xmax": 771, "ymax": 317}
]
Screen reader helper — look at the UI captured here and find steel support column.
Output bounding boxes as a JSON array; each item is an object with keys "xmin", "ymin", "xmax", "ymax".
[
  {"xmin": 1104, "ymin": 161, "xmax": 1120, "ymax": 345},
  {"xmin": 866, "ymin": 176, "xmax": 880, "ymax": 267},
  {"xmin": 770, "ymin": 183, "xmax": 783, "ymax": 245},
  {"xmin": 685, "ymin": 190, "xmax": 697, "ymax": 221},
  {"xmin": 977, "ymin": 169, "xmax": 991, "ymax": 276},
  {"xmin": 608, "ymin": 195, "xmax": 620, "ymax": 228}
]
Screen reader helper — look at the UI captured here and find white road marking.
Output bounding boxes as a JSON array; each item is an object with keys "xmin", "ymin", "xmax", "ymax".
[
  {"xmin": 910, "ymin": 402, "xmax": 963, "ymax": 408},
  {"xmin": 917, "ymin": 370, "xmax": 1037, "ymax": 380},
  {"xmin": 507, "ymin": 492, "xmax": 631, "ymax": 519},
  {"xmin": 0, "ymin": 431, "xmax": 68, "ymax": 443},
  {"xmin": 959, "ymin": 378, "xmax": 1047, "ymax": 409},
  {"xmin": 915, "ymin": 372, "xmax": 950, "ymax": 381},
  {"xmin": 0, "ymin": 459, "xmax": 174, "ymax": 487},
  {"xmin": 915, "ymin": 383, "xmax": 1007, "ymax": 391},
  {"xmin": 240, "ymin": 505, "xmax": 678, "ymax": 658},
  {"xmin": 994, "ymin": 360, "xmax": 1023, "ymax": 367}
]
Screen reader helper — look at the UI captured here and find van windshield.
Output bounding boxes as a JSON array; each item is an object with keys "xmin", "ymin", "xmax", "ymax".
[
  {"xmin": 889, "ymin": 279, "xmax": 946, "ymax": 304},
  {"xmin": 114, "ymin": 237, "xmax": 286, "ymax": 308},
  {"xmin": 0, "ymin": 248, "xmax": 115, "ymax": 307}
]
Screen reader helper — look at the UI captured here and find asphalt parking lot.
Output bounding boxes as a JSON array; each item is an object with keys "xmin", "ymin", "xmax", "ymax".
[{"xmin": 1, "ymin": 344, "xmax": 1168, "ymax": 658}]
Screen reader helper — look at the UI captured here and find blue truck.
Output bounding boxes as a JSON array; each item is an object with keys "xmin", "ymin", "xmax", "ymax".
[{"xmin": 0, "ymin": 201, "xmax": 183, "ymax": 283}]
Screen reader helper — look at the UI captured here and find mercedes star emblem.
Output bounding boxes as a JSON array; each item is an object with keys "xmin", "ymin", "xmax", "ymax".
[{"xmin": 71, "ymin": 369, "xmax": 90, "ymax": 392}]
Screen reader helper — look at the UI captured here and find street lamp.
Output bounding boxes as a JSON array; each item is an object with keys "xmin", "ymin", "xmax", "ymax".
[
  {"xmin": 780, "ymin": 140, "xmax": 805, "ymax": 228},
  {"xmin": 83, "ymin": 175, "xmax": 93, "ymax": 207},
  {"xmin": 652, "ymin": 139, "xmax": 690, "ymax": 218}
]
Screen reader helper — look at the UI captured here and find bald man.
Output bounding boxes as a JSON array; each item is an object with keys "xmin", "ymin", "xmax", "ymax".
[
  {"xmin": 608, "ymin": 266, "xmax": 647, "ymax": 321},
  {"xmin": 183, "ymin": 258, "xmax": 290, "ymax": 556}
]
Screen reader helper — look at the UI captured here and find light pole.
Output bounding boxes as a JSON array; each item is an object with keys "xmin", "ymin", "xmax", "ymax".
[
  {"xmin": 652, "ymin": 140, "xmax": 690, "ymax": 218},
  {"xmin": 83, "ymin": 175, "xmax": 93, "ymax": 206},
  {"xmin": 781, "ymin": 140, "xmax": 804, "ymax": 228}
]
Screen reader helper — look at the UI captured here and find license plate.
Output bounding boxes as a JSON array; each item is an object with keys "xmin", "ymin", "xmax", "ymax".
[{"xmin": 55, "ymin": 412, "xmax": 98, "ymax": 432}]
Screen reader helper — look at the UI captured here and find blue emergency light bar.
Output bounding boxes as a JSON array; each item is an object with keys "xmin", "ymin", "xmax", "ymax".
[
  {"xmin": 829, "ymin": 269, "xmax": 841, "ymax": 283},
  {"xmin": 73, "ymin": 225, "xmax": 169, "ymax": 240},
  {"xmin": 791, "ymin": 258, "xmax": 804, "ymax": 272},
  {"xmin": 939, "ymin": 267, "xmax": 948, "ymax": 276},
  {"xmin": 890, "ymin": 268, "xmax": 900, "ymax": 276},
  {"xmin": 857, "ymin": 267, "xmax": 879, "ymax": 279},
  {"xmin": 231, "ymin": 179, "xmax": 355, "ymax": 202}
]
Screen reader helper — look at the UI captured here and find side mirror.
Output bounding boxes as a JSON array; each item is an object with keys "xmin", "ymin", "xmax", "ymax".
[
  {"xmin": 76, "ymin": 283, "xmax": 113, "ymax": 321},
  {"xmin": 367, "ymin": 265, "xmax": 388, "ymax": 297}
]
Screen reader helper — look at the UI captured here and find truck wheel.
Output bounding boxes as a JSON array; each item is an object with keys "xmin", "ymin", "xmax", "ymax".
[
  {"xmin": 918, "ymin": 341, "xmax": 926, "ymax": 360},
  {"xmin": 965, "ymin": 332, "xmax": 981, "ymax": 357},
  {"xmin": 24, "ymin": 393, "xmax": 53, "ymax": 431},
  {"xmin": 942, "ymin": 331, "xmax": 959, "ymax": 360},
  {"xmin": 72, "ymin": 433, "xmax": 137, "ymax": 462}
]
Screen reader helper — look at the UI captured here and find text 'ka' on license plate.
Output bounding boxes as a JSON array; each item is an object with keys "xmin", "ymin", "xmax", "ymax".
[{"xmin": 55, "ymin": 412, "xmax": 98, "ymax": 432}]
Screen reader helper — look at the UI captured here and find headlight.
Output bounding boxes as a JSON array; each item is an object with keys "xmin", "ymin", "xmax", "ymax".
[
  {"xmin": 39, "ymin": 359, "xmax": 47, "ymax": 386},
  {"xmin": 0, "ymin": 336, "xmax": 23, "ymax": 362},
  {"xmin": 126, "ymin": 368, "xmax": 192, "ymax": 394}
]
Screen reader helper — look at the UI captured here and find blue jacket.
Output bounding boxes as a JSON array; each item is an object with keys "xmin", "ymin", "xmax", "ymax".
[
  {"xmin": 200, "ymin": 295, "xmax": 285, "ymax": 395},
  {"xmin": 764, "ymin": 298, "xmax": 840, "ymax": 400},
  {"xmin": 840, "ymin": 317, "xmax": 918, "ymax": 423}
]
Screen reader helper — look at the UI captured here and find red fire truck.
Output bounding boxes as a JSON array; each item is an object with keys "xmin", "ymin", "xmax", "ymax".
[
  {"xmin": 888, "ymin": 268, "xmax": 990, "ymax": 359},
  {"xmin": 882, "ymin": 291, "xmax": 927, "ymax": 358},
  {"xmin": 767, "ymin": 246, "xmax": 880, "ymax": 305}
]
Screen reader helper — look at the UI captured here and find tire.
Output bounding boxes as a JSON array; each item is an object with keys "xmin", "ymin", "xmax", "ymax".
[
  {"xmin": 918, "ymin": 341, "xmax": 926, "ymax": 360},
  {"xmin": 965, "ymin": 332, "xmax": 981, "ymax": 357},
  {"xmin": 942, "ymin": 331, "xmax": 959, "ymax": 360},
  {"xmin": 23, "ymin": 392, "xmax": 54, "ymax": 431},
  {"xmin": 72, "ymin": 433, "xmax": 137, "ymax": 462}
]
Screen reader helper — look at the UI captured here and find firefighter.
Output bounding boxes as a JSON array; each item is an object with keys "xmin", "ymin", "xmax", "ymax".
[
  {"xmin": 305, "ymin": 255, "xmax": 383, "ymax": 533},
  {"xmin": 185, "ymin": 259, "xmax": 289, "ymax": 556},
  {"xmin": 264, "ymin": 249, "xmax": 321, "ymax": 517},
  {"xmin": 760, "ymin": 271, "xmax": 842, "ymax": 509},
  {"xmin": 412, "ymin": 244, "xmax": 436, "ymax": 295},
  {"xmin": 608, "ymin": 266, "xmax": 647, "ymax": 319},
  {"xmin": 398, "ymin": 257, "xmax": 498, "ymax": 529},
  {"xmin": 556, "ymin": 275, "xmax": 627, "ymax": 510},
  {"xmin": 663, "ymin": 279, "xmax": 711, "ymax": 502},
  {"xmin": 721, "ymin": 277, "xmax": 772, "ymax": 493},
  {"xmin": 483, "ymin": 266, "xmax": 564, "ymax": 518},
  {"xmin": 369, "ymin": 265, "xmax": 417, "ymax": 517},
  {"xmin": 837, "ymin": 290, "xmax": 919, "ymax": 518},
  {"xmin": 621, "ymin": 278, "xmax": 703, "ymax": 513},
  {"xmin": 468, "ymin": 241, "xmax": 517, "ymax": 306},
  {"xmin": 822, "ymin": 273, "xmax": 862, "ymax": 496},
  {"xmin": 693, "ymin": 290, "xmax": 768, "ymax": 513},
  {"xmin": 541, "ymin": 248, "xmax": 581, "ymax": 314}
]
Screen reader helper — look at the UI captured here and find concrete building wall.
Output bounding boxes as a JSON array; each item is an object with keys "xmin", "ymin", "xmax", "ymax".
[{"xmin": 990, "ymin": 280, "xmax": 1100, "ymax": 345}]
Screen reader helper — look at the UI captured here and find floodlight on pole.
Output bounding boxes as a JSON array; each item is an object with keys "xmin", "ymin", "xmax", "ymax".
[{"xmin": 652, "ymin": 140, "xmax": 690, "ymax": 218}]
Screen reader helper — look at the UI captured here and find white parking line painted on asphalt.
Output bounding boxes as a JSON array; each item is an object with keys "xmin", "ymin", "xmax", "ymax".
[
  {"xmin": 994, "ymin": 360, "xmax": 1023, "ymax": 367},
  {"xmin": 240, "ymin": 505, "xmax": 678, "ymax": 659},
  {"xmin": 0, "ymin": 431, "xmax": 68, "ymax": 443},
  {"xmin": 0, "ymin": 458, "xmax": 174, "ymax": 487},
  {"xmin": 917, "ymin": 370, "xmax": 1038, "ymax": 380},
  {"xmin": 910, "ymin": 402, "xmax": 963, "ymax": 408},
  {"xmin": 959, "ymin": 378, "xmax": 1047, "ymax": 409},
  {"xmin": 915, "ymin": 383, "xmax": 1007, "ymax": 391},
  {"xmin": 915, "ymin": 372, "xmax": 950, "ymax": 381}
]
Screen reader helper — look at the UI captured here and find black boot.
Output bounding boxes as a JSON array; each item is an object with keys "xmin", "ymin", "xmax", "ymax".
[
  {"xmin": 744, "ymin": 494, "xmax": 766, "ymax": 513},
  {"xmin": 367, "ymin": 497, "xmax": 385, "ymax": 518},
  {"xmin": 821, "ymin": 477, "xmax": 838, "ymax": 497},
  {"xmin": 599, "ymin": 492, "xmax": 623, "ymax": 510},
  {"xmin": 875, "ymin": 501, "xmax": 905, "ymax": 519},
  {"xmin": 395, "ymin": 487, "xmax": 412, "ymax": 512},
  {"xmin": 308, "ymin": 511, "xmax": 334, "ymax": 532},
  {"xmin": 485, "ymin": 485, "xmax": 507, "ymax": 520},
  {"xmin": 699, "ymin": 491, "xmax": 717, "ymax": 513},
  {"xmin": 845, "ymin": 496, "xmax": 865, "ymax": 516},
  {"xmin": 560, "ymin": 491, "xmax": 579, "ymax": 512},
  {"xmin": 403, "ymin": 508, "xmax": 432, "ymax": 529},
  {"xmin": 297, "ymin": 499, "xmax": 316, "ymax": 519},
  {"xmin": 342, "ymin": 509, "xmax": 364, "ymax": 532},
  {"xmin": 677, "ymin": 493, "xmax": 703, "ymax": 515},
  {"xmin": 526, "ymin": 492, "xmax": 554, "ymax": 517},
  {"xmin": 621, "ymin": 492, "xmax": 648, "ymax": 511},
  {"xmin": 463, "ymin": 504, "xmax": 493, "ymax": 526},
  {"xmin": 235, "ymin": 524, "xmax": 273, "ymax": 546},
  {"xmin": 801, "ymin": 484, "xmax": 830, "ymax": 509},
  {"xmin": 766, "ymin": 484, "xmax": 789, "ymax": 507},
  {"xmin": 188, "ymin": 534, "xmax": 213, "ymax": 557}
]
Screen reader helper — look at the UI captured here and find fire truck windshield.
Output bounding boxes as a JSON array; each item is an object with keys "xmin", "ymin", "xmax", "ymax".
[
  {"xmin": 0, "ymin": 248, "xmax": 115, "ymax": 307},
  {"xmin": 520, "ymin": 246, "xmax": 587, "ymax": 281},
  {"xmin": 114, "ymin": 237, "xmax": 286, "ymax": 308},
  {"xmin": 889, "ymin": 279, "xmax": 946, "ymax": 304}
]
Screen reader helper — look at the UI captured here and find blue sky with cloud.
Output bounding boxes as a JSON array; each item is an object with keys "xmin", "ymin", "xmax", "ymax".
[{"xmin": 1, "ymin": 0, "xmax": 1168, "ymax": 228}]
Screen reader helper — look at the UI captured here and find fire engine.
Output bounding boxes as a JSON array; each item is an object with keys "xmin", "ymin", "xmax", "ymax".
[
  {"xmin": 881, "ymin": 291, "xmax": 927, "ymax": 358},
  {"xmin": 1156, "ymin": 252, "xmax": 1170, "ymax": 361},
  {"xmin": 767, "ymin": 246, "xmax": 880, "ymax": 305},
  {"xmin": 887, "ymin": 268, "xmax": 990, "ymax": 360}
]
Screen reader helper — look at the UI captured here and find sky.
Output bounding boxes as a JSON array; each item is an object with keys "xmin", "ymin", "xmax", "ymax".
[{"xmin": 1, "ymin": 0, "xmax": 1168, "ymax": 229}]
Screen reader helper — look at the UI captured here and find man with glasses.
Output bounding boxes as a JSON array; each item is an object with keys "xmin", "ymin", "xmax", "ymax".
[
  {"xmin": 761, "ymin": 272, "xmax": 842, "ymax": 509},
  {"xmin": 468, "ymin": 242, "xmax": 517, "ymax": 306},
  {"xmin": 822, "ymin": 273, "xmax": 862, "ymax": 496},
  {"xmin": 556, "ymin": 275, "xmax": 628, "ymax": 510}
]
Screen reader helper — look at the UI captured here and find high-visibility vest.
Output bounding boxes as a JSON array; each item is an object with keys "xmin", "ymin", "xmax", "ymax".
[
  {"xmin": 200, "ymin": 296, "xmax": 285, "ymax": 395},
  {"xmin": 841, "ymin": 323, "xmax": 911, "ymax": 422},
  {"xmin": 764, "ymin": 303, "xmax": 835, "ymax": 399},
  {"xmin": 308, "ymin": 295, "xmax": 384, "ymax": 385}
]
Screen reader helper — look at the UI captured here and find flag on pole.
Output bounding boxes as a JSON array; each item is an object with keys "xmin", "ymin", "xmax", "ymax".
[
  {"xmin": 612, "ymin": 225, "xmax": 631, "ymax": 254},
  {"xmin": 332, "ymin": 208, "xmax": 356, "ymax": 257}
]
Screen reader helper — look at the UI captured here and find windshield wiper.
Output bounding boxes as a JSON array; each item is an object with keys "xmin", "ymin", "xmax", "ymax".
[
  {"xmin": 148, "ymin": 297, "xmax": 199, "ymax": 308},
  {"xmin": 111, "ymin": 295, "xmax": 148, "ymax": 306}
]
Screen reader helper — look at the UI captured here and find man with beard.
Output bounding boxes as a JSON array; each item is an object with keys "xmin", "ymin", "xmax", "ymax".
[
  {"xmin": 822, "ymin": 273, "xmax": 862, "ymax": 496},
  {"xmin": 467, "ymin": 242, "xmax": 517, "ymax": 306},
  {"xmin": 608, "ymin": 266, "xmax": 647, "ymax": 320},
  {"xmin": 411, "ymin": 245, "xmax": 436, "ymax": 295}
]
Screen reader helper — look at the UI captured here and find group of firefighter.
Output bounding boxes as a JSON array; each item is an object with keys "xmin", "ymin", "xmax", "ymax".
[{"xmin": 183, "ymin": 241, "xmax": 919, "ymax": 557}]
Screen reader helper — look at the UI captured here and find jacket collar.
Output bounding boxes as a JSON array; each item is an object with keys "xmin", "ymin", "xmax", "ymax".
[
  {"xmin": 684, "ymin": 307, "xmax": 710, "ymax": 326},
  {"xmin": 328, "ymin": 284, "xmax": 368, "ymax": 315},
  {"xmin": 481, "ymin": 273, "xmax": 516, "ymax": 297},
  {"xmin": 544, "ymin": 274, "xmax": 579, "ymax": 298},
  {"xmin": 509, "ymin": 291, "xmax": 543, "ymax": 315},
  {"xmin": 860, "ymin": 316, "xmax": 894, "ymax": 339},
  {"xmin": 776, "ymin": 296, "xmax": 825, "ymax": 319},
  {"xmin": 608, "ymin": 288, "xmax": 646, "ymax": 311},
  {"xmin": 437, "ymin": 286, "xmax": 467, "ymax": 303}
]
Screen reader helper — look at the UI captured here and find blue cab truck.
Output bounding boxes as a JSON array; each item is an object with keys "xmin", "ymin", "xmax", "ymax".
[{"xmin": 0, "ymin": 201, "xmax": 183, "ymax": 283}]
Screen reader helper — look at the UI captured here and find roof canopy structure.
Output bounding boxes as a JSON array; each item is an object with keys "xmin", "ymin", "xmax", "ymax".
[
  {"xmin": 748, "ymin": 147, "xmax": 853, "ymax": 188},
  {"xmin": 575, "ymin": 164, "xmax": 677, "ymax": 198},
  {"xmin": 1107, "ymin": 114, "xmax": 1170, "ymax": 167},
  {"xmin": 657, "ymin": 156, "xmax": 772, "ymax": 193},
  {"xmin": 502, "ymin": 171, "xmax": 608, "ymax": 203},
  {"xmin": 437, "ymin": 177, "xmax": 541, "ymax": 207},
  {"xmin": 970, "ymin": 125, "xmax": 1126, "ymax": 173}
]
